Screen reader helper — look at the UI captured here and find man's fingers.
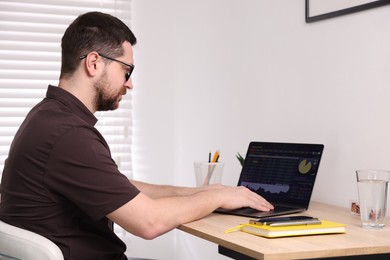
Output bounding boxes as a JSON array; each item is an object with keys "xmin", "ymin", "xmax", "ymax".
[{"xmin": 243, "ymin": 186, "xmax": 274, "ymax": 211}]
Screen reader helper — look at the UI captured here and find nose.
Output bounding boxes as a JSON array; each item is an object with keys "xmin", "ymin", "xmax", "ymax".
[{"xmin": 125, "ymin": 78, "xmax": 133, "ymax": 90}]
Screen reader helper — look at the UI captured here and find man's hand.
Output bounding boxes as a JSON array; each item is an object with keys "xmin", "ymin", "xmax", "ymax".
[{"xmin": 211, "ymin": 185, "xmax": 274, "ymax": 212}]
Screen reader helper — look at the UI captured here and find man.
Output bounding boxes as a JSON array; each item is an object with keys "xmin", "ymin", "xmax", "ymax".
[{"xmin": 0, "ymin": 12, "xmax": 273, "ymax": 259}]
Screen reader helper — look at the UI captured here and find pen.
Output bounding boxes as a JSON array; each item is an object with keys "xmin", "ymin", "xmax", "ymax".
[{"xmin": 203, "ymin": 150, "xmax": 220, "ymax": 186}]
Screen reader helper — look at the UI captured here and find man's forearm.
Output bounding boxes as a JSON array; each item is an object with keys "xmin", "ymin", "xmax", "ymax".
[{"xmin": 130, "ymin": 179, "xmax": 204, "ymax": 199}]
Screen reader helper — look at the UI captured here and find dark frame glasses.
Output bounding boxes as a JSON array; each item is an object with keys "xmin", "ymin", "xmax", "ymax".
[{"xmin": 79, "ymin": 53, "xmax": 134, "ymax": 81}]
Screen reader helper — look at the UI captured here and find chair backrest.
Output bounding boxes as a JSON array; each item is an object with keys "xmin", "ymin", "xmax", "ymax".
[{"xmin": 0, "ymin": 220, "xmax": 63, "ymax": 260}]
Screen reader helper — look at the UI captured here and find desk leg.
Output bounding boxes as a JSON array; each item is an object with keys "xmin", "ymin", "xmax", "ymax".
[{"xmin": 218, "ymin": 246, "xmax": 256, "ymax": 260}]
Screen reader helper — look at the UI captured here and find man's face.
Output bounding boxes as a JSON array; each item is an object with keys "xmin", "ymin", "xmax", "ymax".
[
  {"xmin": 94, "ymin": 42, "xmax": 134, "ymax": 111},
  {"xmin": 93, "ymin": 69, "xmax": 122, "ymax": 111}
]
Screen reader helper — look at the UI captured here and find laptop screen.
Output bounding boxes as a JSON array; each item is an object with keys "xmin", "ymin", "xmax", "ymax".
[{"xmin": 238, "ymin": 142, "xmax": 324, "ymax": 208}]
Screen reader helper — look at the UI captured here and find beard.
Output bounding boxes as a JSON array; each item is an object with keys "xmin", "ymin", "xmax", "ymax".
[{"xmin": 94, "ymin": 70, "xmax": 123, "ymax": 111}]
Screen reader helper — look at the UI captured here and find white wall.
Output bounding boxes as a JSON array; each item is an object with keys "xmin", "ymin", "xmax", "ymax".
[{"xmin": 131, "ymin": 1, "xmax": 390, "ymax": 259}]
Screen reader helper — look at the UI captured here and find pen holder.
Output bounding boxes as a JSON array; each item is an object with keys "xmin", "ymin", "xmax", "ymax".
[{"xmin": 194, "ymin": 161, "xmax": 224, "ymax": 187}]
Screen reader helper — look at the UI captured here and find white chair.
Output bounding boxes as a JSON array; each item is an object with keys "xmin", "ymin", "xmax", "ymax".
[{"xmin": 0, "ymin": 220, "xmax": 63, "ymax": 260}]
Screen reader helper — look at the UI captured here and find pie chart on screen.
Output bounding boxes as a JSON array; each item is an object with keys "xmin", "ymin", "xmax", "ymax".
[{"xmin": 298, "ymin": 159, "xmax": 312, "ymax": 174}]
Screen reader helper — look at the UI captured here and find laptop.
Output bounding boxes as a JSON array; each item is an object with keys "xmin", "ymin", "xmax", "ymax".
[{"xmin": 216, "ymin": 141, "xmax": 324, "ymax": 218}]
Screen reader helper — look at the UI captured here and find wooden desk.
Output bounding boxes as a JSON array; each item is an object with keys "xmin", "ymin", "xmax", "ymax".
[{"xmin": 178, "ymin": 202, "xmax": 390, "ymax": 260}]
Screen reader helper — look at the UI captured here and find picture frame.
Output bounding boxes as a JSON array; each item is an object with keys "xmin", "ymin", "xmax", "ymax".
[{"xmin": 305, "ymin": 0, "xmax": 390, "ymax": 23}]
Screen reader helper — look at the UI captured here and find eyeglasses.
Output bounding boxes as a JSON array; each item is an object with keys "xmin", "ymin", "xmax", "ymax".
[{"xmin": 79, "ymin": 53, "xmax": 134, "ymax": 81}]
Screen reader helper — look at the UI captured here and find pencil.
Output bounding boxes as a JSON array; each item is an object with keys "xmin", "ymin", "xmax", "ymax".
[
  {"xmin": 211, "ymin": 150, "xmax": 220, "ymax": 163},
  {"xmin": 203, "ymin": 150, "xmax": 220, "ymax": 186}
]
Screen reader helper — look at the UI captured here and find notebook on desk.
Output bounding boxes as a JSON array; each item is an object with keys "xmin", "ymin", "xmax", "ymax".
[{"xmin": 216, "ymin": 141, "xmax": 324, "ymax": 218}]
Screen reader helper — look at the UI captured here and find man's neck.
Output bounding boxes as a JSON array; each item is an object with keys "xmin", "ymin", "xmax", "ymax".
[{"xmin": 58, "ymin": 78, "xmax": 96, "ymax": 113}]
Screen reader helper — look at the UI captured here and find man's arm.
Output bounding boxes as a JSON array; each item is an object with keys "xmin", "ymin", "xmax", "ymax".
[
  {"xmin": 107, "ymin": 185, "xmax": 273, "ymax": 240},
  {"xmin": 130, "ymin": 179, "xmax": 221, "ymax": 198}
]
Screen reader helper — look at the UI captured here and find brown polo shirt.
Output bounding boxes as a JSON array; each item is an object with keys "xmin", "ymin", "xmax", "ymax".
[{"xmin": 0, "ymin": 85, "xmax": 140, "ymax": 260}]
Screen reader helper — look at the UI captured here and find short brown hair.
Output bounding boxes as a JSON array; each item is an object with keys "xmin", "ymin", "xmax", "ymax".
[{"xmin": 60, "ymin": 12, "xmax": 137, "ymax": 79}]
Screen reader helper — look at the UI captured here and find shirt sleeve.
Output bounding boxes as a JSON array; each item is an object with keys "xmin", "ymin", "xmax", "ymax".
[{"xmin": 45, "ymin": 125, "xmax": 140, "ymax": 220}]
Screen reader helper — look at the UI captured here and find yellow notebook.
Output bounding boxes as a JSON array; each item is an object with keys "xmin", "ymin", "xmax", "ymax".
[{"xmin": 228, "ymin": 220, "xmax": 346, "ymax": 238}]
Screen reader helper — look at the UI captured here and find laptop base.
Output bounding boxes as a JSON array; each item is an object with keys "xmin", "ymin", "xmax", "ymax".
[{"xmin": 215, "ymin": 205, "xmax": 306, "ymax": 218}]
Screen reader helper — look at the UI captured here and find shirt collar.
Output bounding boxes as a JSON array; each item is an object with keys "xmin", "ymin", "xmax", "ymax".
[{"xmin": 46, "ymin": 85, "xmax": 98, "ymax": 126}]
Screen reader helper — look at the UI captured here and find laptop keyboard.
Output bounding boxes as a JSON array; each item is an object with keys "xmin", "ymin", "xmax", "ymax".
[{"xmin": 233, "ymin": 205, "xmax": 295, "ymax": 214}]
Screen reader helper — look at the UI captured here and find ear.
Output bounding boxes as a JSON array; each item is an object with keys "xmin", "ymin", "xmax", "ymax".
[{"xmin": 82, "ymin": 52, "xmax": 100, "ymax": 77}]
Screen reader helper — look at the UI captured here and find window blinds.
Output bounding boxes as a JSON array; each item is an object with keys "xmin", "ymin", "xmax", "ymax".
[{"xmin": 0, "ymin": 0, "xmax": 134, "ymax": 178}]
